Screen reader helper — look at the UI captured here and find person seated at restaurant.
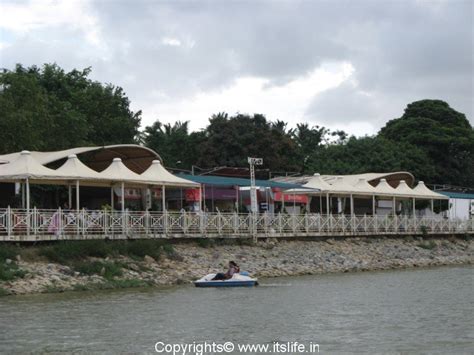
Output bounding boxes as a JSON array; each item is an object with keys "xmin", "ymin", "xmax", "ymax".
[{"xmin": 212, "ymin": 261, "xmax": 240, "ymax": 280}]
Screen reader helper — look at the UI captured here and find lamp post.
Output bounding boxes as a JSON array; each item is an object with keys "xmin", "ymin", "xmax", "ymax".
[
  {"xmin": 248, "ymin": 157, "xmax": 263, "ymax": 213},
  {"xmin": 248, "ymin": 157, "xmax": 263, "ymax": 241}
]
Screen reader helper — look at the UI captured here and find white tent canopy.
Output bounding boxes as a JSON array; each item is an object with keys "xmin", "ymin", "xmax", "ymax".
[
  {"xmin": 353, "ymin": 178, "xmax": 376, "ymax": 194},
  {"xmin": 56, "ymin": 155, "xmax": 105, "ymax": 184},
  {"xmin": 0, "ymin": 151, "xmax": 71, "ymax": 183},
  {"xmin": 394, "ymin": 180, "xmax": 418, "ymax": 198},
  {"xmin": 140, "ymin": 160, "xmax": 200, "ymax": 188},
  {"xmin": 374, "ymin": 178, "xmax": 396, "ymax": 196},
  {"xmin": 413, "ymin": 181, "xmax": 448, "ymax": 200}
]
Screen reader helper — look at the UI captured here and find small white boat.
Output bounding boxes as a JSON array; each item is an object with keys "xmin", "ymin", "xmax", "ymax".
[{"xmin": 194, "ymin": 272, "xmax": 258, "ymax": 287}]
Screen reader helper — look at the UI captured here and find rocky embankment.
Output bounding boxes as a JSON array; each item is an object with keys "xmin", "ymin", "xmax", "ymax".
[{"xmin": 2, "ymin": 236, "xmax": 473, "ymax": 295}]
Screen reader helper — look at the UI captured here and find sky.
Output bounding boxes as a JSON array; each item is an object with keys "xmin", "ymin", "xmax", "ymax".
[{"xmin": 0, "ymin": 0, "xmax": 472, "ymax": 136}]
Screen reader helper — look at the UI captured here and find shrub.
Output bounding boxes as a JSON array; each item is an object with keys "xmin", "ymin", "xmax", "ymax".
[
  {"xmin": 196, "ymin": 238, "xmax": 214, "ymax": 248},
  {"xmin": 39, "ymin": 240, "xmax": 111, "ymax": 263},
  {"xmin": 0, "ymin": 263, "xmax": 27, "ymax": 281},
  {"xmin": 71, "ymin": 261, "xmax": 124, "ymax": 280},
  {"xmin": 0, "ymin": 244, "xmax": 19, "ymax": 263},
  {"xmin": 417, "ymin": 240, "xmax": 437, "ymax": 250}
]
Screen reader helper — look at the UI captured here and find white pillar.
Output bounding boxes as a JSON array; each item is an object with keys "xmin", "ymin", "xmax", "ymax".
[
  {"xmin": 76, "ymin": 180, "xmax": 80, "ymax": 212},
  {"xmin": 162, "ymin": 185, "xmax": 166, "ymax": 212},
  {"xmin": 350, "ymin": 194, "xmax": 354, "ymax": 216},
  {"xmin": 111, "ymin": 186, "xmax": 114, "ymax": 210},
  {"xmin": 372, "ymin": 195, "xmax": 376, "ymax": 215},
  {"xmin": 293, "ymin": 192, "xmax": 296, "ymax": 214},
  {"xmin": 68, "ymin": 185, "xmax": 72, "ymax": 209},
  {"xmin": 121, "ymin": 182, "xmax": 125, "ymax": 213},
  {"xmin": 319, "ymin": 194, "xmax": 322, "ymax": 214},
  {"xmin": 21, "ymin": 182, "xmax": 25, "ymax": 208},
  {"xmin": 413, "ymin": 198, "xmax": 416, "ymax": 218},
  {"xmin": 199, "ymin": 185, "xmax": 203, "ymax": 212},
  {"xmin": 392, "ymin": 196, "xmax": 396, "ymax": 216},
  {"xmin": 326, "ymin": 193, "xmax": 330, "ymax": 216},
  {"xmin": 431, "ymin": 199, "xmax": 434, "ymax": 215},
  {"xmin": 26, "ymin": 178, "xmax": 30, "ymax": 236},
  {"xmin": 26, "ymin": 178, "xmax": 30, "ymax": 212}
]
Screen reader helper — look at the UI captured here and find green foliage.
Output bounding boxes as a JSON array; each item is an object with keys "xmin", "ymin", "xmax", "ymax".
[
  {"xmin": 0, "ymin": 244, "xmax": 20, "ymax": 263},
  {"xmin": 1, "ymin": 63, "xmax": 472, "ymax": 188},
  {"xmin": 0, "ymin": 64, "xmax": 141, "ymax": 153},
  {"xmin": 196, "ymin": 238, "xmax": 214, "ymax": 248},
  {"xmin": 0, "ymin": 287, "xmax": 10, "ymax": 296},
  {"xmin": 37, "ymin": 240, "xmax": 173, "ymax": 264},
  {"xmin": 143, "ymin": 121, "xmax": 205, "ymax": 169},
  {"xmin": 71, "ymin": 261, "xmax": 124, "ymax": 280},
  {"xmin": 307, "ymin": 136, "xmax": 435, "ymax": 179},
  {"xmin": 380, "ymin": 100, "xmax": 474, "ymax": 186},
  {"xmin": 39, "ymin": 240, "xmax": 112, "ymax": 264},
  {"xmin": 417, "ymin": 240, "xmax": 437, "ymax": 250},
  {"xmin": 0, "ymin": 262, "xmax": 26, "ymax": 281}
]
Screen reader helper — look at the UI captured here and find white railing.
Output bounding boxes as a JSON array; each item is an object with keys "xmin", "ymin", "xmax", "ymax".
[{"xmin": 0, "ymin": 208, "xmax": 472, "ymax": 241}]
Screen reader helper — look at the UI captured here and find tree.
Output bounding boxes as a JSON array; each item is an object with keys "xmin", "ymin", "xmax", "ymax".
[
  {"xmin": 307, "ymin": 136, "xmax": 436, "ymax": 179},
  {"xmin": 0, "ymin": 64, "xmax": 141, "ymax": 153},
  {"xmin": 143, "ymin": 120, "xmax": 204, "ymax": 168},
  {"xmin": 379, "ymin": 100, "xmax": 474, "ymax": 186},
  {"xmin": 194, "ymin": 113, "xmax": 300, "ymax": 171}
]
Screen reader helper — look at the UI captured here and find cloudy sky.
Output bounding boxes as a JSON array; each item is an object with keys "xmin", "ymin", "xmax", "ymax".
[{"xmin": 0, "ymin": 0, "xmax": 472, "ymax": 135}]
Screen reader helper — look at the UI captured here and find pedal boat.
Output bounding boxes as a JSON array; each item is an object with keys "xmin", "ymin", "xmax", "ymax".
[{"xmin": 194, "ymin": 272, "xmax": 258, "ymax": 287}]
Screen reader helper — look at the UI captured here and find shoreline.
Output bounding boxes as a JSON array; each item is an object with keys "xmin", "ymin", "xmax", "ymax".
[{"xmin": 1, "ymin": 236, "xmax": 473, "ymax": 296}]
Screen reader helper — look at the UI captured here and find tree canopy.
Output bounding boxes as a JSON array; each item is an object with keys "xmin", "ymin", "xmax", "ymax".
[
  {"xmin": 0, "ymin": 64, "xmax": 141, "ymax": 153},
  {"xmin": 1, "ymin": 64, "xmax": 472, "ymax": 187},
  {"xmin": 379, "ymin": 100, "xmax": 474, "ymax": 186}
]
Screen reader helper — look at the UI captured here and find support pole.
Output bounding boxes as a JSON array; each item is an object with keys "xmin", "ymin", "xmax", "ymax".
[
  {"xmin": 282, "ymin": 192, "xmax": 285, "ymax": 213},
  {"xmin": 350, "ymin": 194, "xmax": 354, "ymax": 216},
  {"xmin": 392, "ymin": 196, "xmax": 396, "ymax": 216},
  {"xmin": 293, "ymin": 192, "xmax": 296, "ymax": 214},
  {"xmin": 26, "ymin": 178, "xmax": 30, "ymax": 236},
  {"xmin": 111, "ymin": 186, "xmax": 114, "ymax": 210},
  {"xmin": 203, "ymin": 184, "xmax": 206, "ymax": 212},
  {"xmin": 76, "ymin": 180, "xmax": 80, "ymax": 212},
  {"xmin": 319, "ymin": 194, "xmax": 322, "ymax": 214},
  {"xmin": 326, "ymin": 193, "xmax": 330, "ymax": 216},
  {"xmin": 26, "ymin": 178, "xmax": 30, "ymax": 212},
  {"xmin": 412, "ymin": 198, "xmax": 416, "ymax": 218},
  {"xmin": 431, "ymin": 199, "xmax": 434, "ymax": 214},
  {"xmin": 199, "ymin": 185, "xmax": 203, "ymax": 212},
  {"xmin": 68, "ymin": 185, "xmax": 72, "ymax": 209},
  {"xmin": 121, "ymin": 182, "xmax": 125, "ymax": 214},
  {"xmin": 162, "ymin": 185, "xmax": 166, "ymax": 212},
  {"xmin": 21, "ymin": 182, "xmax": 25, "ymax": 209},
  {"xmin": 372, "ymin": 195, "xmax": 376, "ymax": 215}
]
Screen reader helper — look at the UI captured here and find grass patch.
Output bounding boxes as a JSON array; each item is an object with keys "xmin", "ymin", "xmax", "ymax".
[
  {"xmin": 38, "ymin": 240, "xmax": 111, "ymax": 264},
  {"xmin": 0, "ymin": 244, "xmax": 20, "ymax": 263},
  {"xmin": 71, "ymin": 261, "xmax": 125, "ymax": 280},
  {"xmin": 196, "ymin": 238, "xmax": 214, "ymax": 248},
  {"xmin": 0, "ymin": 287, "xmax": 10, "ymax": 296},
  {"xmin": 417, "ymin": 240, "xmax": 437, "ymax": 250},
  {"xmin": 0, "ymin": 262, "xmax": 27, "ymax": 281},
  {"xmin": 37, "ymin": 240, "xmax": 174, "ymax": 264}
]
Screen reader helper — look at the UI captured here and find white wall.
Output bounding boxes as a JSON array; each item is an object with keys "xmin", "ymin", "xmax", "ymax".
[{"xmin": 449, "ymin": 198, "xmax": 473, "ymax": 220}]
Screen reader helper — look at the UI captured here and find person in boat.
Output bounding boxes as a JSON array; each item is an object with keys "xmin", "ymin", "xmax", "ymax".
[{"xmin": 212, "ymin": 261, "xmax": 240, "ymax": 280}]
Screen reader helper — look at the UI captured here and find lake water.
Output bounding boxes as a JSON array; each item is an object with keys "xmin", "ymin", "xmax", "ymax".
[{"xmin": 0, "ymin": 266, "xmax": 472, "ymax": 354}]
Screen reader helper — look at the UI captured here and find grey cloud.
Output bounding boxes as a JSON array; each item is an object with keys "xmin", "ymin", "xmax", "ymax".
[{"xmin": 0, "ymin": 0, "xmax": 472, "ymax": 131}]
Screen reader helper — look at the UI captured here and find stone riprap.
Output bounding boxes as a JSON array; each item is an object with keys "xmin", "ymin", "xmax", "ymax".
[{"xmin": 2, "ymin": 237, "xmax": 473, "ymax": 295}]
